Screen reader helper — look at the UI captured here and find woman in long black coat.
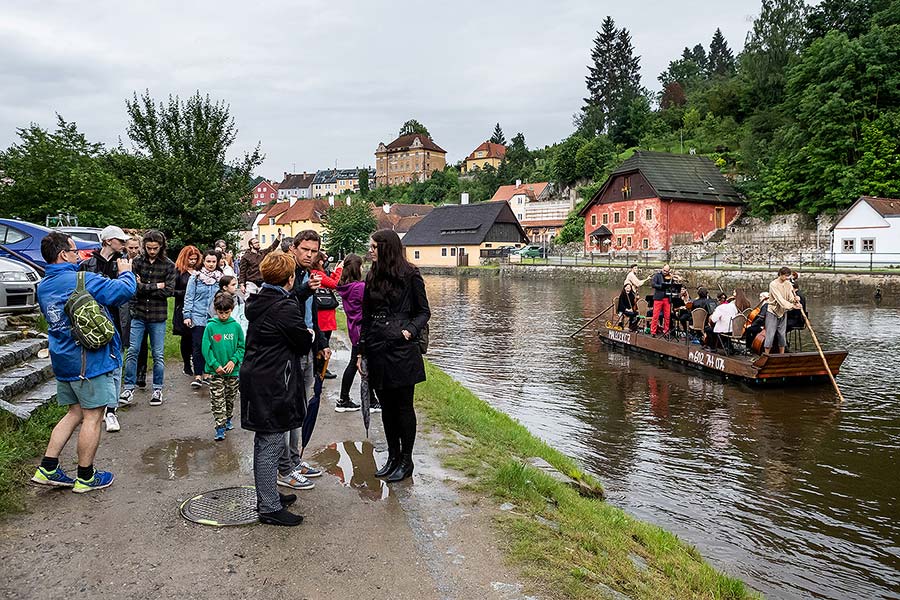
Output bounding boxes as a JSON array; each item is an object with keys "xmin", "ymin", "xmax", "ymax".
[
  {"xmin": 357, "ymin": 229, "xmax": 430, "ymax": 483},
  {"xmin": 240, "ymin": 253, "xmax": 312, "ymax": 526}
]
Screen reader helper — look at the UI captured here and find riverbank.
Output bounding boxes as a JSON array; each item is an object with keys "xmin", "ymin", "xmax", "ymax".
[{"xmin": 420, "ymin": 264, "xmax": 897, "ymax": 298}]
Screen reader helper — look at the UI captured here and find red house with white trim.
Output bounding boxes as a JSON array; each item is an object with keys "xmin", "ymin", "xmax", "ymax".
[
  {"xmin": 579, "ymin": 151, "xmax": 743, "ymax": 253},
  {"xmin": 251, "ymin": 180, "xmax": 279, "ymax": 207}
]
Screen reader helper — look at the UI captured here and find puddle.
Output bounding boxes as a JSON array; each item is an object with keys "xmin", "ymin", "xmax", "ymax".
[
  {"xmin": 141, "ymin": 437, "xmax": 251, "ymax": 480},
  {"xmin": 311, "ymin": 441, "xmax": 390, "ymax": 501}
]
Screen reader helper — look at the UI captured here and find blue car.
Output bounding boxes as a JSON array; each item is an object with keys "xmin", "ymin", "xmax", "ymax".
[{"xmin": 0, "ymin": 218, "xmax": 100, "ymax": 271}]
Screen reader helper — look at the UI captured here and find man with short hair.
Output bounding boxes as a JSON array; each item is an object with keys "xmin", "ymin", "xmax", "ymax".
[
  {"xmin": 764, "ymin": 267, "xmax": 801, "ymax": 354},
  {"xmin": 650, "ymin": 264, "xmax": 674, "ymax": 336},
  {"xmin": 624, "ymin": 264, "xmax": 646, "ymax": 290},
  {"xmin": 31, "ymin": 232, "xmax": 135, "ymax": 493},
  {"xmin": 79, "ymin": 225, "xmax": 133, "ymax": 432},
  {"xmin": 121, "ymin": 230, "xmax": 176, "ymax": 406},
  {"xmin": 239, "ymin": 235, "xmax": 281, "ymax": 295}
]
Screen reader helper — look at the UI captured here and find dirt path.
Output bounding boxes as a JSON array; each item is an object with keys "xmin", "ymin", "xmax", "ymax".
[{"xmin": 0, "ymin": 334, "xmax": 536, "ymax": 600}]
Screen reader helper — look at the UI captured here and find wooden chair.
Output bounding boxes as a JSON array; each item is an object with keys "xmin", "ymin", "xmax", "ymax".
[
  {"xmin": 727, "ymin": 313, "xmax": 747, "ymax": 353},
  {"xmin": 688, "ymin": 308, "xmax": 708, "ymax": 339}
]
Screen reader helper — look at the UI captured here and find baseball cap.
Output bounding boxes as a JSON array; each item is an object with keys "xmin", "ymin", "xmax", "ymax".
[{"xmin": 100, "ymin": 225, "xmax": 129, "ymax": 242}]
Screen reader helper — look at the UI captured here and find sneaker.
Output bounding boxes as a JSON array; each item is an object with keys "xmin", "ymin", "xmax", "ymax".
[
  {"xmin": 335, "ymin": 398, "xmax": 360, "ymax": 413},
  {"xmin": 370, "ymin": 402, "xmax": 382, "ymax": 413},
  {"xmin": 324, "ymin": 369, "xmax": 337, "ymax": 380},
  {"xmin": 214, "ymin": 426, "xmax": 225, "ymax": 441},
  {"xmin": 183, "ymin": 366, "xmax": 193, "ymax": 376},
  {"xmin": 136, "ymin": 373, "xmax": 147, "ymax": 388},
  {"xmin": 258, "ymin": 508, "xmax": 303, "ymax": 526},
  {"xmin": 150, "ymin": 389, "xmax": 163, "ymax": 406},
  {"xmin": 279, "ymin": 492, "xmax": 297, "ymax": 507},
  {"xmin": 104, "ymin": 412, "xmax": 120, "ymax": 433},
  {"xmin": 190, "ymin": 379, "xmax": 202, "ymax": 389},
  {"xmin": 118, "ymin": 388, "xmax": 134, "ymax": 406},
  {"xmin": 31, "ymin": 465, "xmax": 75, "ymax": 488},
  {"xmin": 72, "ymin": 470, "xmax": 115, "ymax": 494},
  {"xmin": 296, "ymin": 461, "xmax": 322, "ymax": 478},
  {"xmin": 277, "ymin": 472, "xmax": 315, "ymax": 490},
  {"xmin": 225, "ymin": 418, "xmax": 234, "ymax": 431},
  {"xmin": 201, "ymin": 378, "xmax": 211, "ymax": 387}
]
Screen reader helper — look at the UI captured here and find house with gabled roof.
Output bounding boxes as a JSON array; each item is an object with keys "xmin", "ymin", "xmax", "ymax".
[
  {"xmin": 256, "ymin": 201, "xmax": 292, "ymax": 246},
  {"xmin": 274, "ymin": 198, "xmax": 331, "ymax": 238},
  {"xmin": 462, "ymin": 141, "xmax": 506, "ymax": 174},
  {"xmin": 830, "ymin": 196, "xmax": 900, "ymax": 265},
  {"xmin": 375, "ymin": 134, "xmax": 447, "ymax": 187},
  {"xmin": 251, "ymin": 180, "xmax": 279, "ymax": 207},
  {"xmin": 278, "ymin": 172, "xmax": 315, "ymax": 200},
  {"xmin": 372, "ymin": 203, "xmax": 434, "ymax": 240},
  {"xmin": 402, "ymin": 201, "xmax": 527, "ymax": 266},
  {"xmin": 578, "ymin": 151, "xmax": 744, "ymax": 253}
]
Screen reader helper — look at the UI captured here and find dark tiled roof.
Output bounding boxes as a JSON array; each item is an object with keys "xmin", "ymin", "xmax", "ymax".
[
  {"xmin": 588, "ymin": 225, "xmax": 612, "ymax": 237},
  {"xmin": 380, "ymin": 134, "xmax": 446, "ymax": 154},
  {"xmin": 402, "ymin": 202, "xmax": 526, "ymax": 247},
  {"xmin": 279, "ymin": 173, "xmax": 315, "ymax": 190},
  {"xmin": 861, "ymin": 196, "xmax": 900, "ymax": 217}
]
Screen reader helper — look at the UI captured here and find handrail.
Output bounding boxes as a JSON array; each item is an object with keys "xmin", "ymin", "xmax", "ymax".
[{"xmin": 0, "ymin": 243, "xmax": 45, "ymax": 277}]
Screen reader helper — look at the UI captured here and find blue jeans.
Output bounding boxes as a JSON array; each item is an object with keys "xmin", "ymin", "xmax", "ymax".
[{"xmin": 124, "ymin": 319, "xmax": 166, "ymax": 390}]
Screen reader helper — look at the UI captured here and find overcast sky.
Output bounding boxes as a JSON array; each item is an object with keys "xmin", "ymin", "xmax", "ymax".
[{"xmin": 2, "ymin": 1, "xmax": 762, "ymax": 181}]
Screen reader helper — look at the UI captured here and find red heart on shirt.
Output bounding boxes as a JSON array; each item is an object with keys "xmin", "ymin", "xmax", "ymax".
[{"xmin": 213, "ymin": 334, "xmax": 222, "ymax": 342}]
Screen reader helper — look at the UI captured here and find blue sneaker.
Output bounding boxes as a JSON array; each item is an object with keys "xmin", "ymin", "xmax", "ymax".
[
  {"xmin": 225, "ymin": 418, "xmax": 234, "ymax": 431},
  {"xmin": 31, "ymin": 465, "xmax": 75, "ymax": 488},
  {"xmin": 297, "ymin": 461, "xmax": 321, "ymax": 478},
  {"xmin": 72, "ymin": 470, "xmax": 115, "ymax": 494},
  {"xmin": 214, "ymin": 426, "xmax": 226, "ymax": 441}
]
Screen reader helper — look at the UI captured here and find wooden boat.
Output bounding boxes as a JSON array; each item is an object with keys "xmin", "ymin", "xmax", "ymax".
[{"xmin": 597, "ymin": 326, "xmax": 848, "ymax": 385}]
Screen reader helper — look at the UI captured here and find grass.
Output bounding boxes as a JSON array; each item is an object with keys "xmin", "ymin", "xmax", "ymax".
[
  {"xmin": 0, "ymin": 403, "xmax": 68, "ymax": 515},
  {"xmin": 416, "ymin": 362, "xmax": 758, "ymax": 600}
]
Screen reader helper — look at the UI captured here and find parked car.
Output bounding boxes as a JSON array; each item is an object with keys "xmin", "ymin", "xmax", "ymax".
[
  {"xmin": 58, "ymin": 226, "xmax": 103, "ymax": 244},
  {"xmin": 515, "ymin": 245, "xmax": 547, "ymax": 258},
  {"xmin": 0, "ymin": 257, "xmax": 39, "ymax": 312},
  {"xmin": 0, "ymin": 218, "xmax": 100, "ymax": 270}
]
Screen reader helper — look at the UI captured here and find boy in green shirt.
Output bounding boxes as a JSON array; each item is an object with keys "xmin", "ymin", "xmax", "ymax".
[{"xmin": 202, "ymin": 293, "xmax": 245, "ymax": 440}]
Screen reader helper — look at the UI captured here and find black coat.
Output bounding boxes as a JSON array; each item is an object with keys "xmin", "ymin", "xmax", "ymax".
[
  {"xmin": 359, "ymin": 268, "xmax": 430, "ymax": 390},
  {"xmin": 172, "ymin": 270, "xmax": 192, "ymax": 336},
  {"xmin": 240, "ymin": 286, "xmax": 313, "ymax": 433},
  {"xmin": 292, "ymin": 266, "xmax": 328, "ymax": 354}
]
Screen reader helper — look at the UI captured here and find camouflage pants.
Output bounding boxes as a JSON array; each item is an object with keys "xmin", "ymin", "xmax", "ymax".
[{"xmin": 209, "ymin": 375, "xmax": 239, "ymax": 427}]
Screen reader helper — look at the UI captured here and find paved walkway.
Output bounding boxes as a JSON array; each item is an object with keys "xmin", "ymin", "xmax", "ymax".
[{"xmin": 0, "ymin": 334, "xmax": 534, "ymax": 600}]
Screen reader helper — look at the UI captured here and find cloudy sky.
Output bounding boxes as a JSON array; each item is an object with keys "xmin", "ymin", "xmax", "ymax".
[{"xmin": 2, "ymin": 1, "xmax": 761, "ymax": 180}]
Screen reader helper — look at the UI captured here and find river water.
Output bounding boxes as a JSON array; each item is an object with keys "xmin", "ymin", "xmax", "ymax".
[{"xmin": 422, "ymin": 274, "xmax": 899, "ymax": 600}]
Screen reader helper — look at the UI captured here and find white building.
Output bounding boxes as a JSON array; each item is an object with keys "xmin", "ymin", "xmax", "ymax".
[
  {"xmin": 277, "ymin": 172, "xmax": 315, "ymax": 200},
  {"xmin": 830, "ymin": 196, "xmax": 900, "ymax": 265}
]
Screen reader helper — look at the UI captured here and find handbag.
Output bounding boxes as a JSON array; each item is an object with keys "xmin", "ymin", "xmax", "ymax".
[{"xmin": 314, "ymin": 287, "xmax": 339, "ymax": 310}]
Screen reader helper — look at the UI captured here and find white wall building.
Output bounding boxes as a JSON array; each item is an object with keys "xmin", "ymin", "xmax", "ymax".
[{"xmin": 830, "ymin": 196, "xmax": 900, "ymax": 265}]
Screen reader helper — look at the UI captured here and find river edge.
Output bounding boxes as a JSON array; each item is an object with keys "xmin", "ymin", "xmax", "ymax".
[
  {"xmin": 420, "ymin": 264, "xmax": 898, "ymax": 299},
  {"xmin": 416, "ymin": 360, "xmax": 757, "ymax": 599}
]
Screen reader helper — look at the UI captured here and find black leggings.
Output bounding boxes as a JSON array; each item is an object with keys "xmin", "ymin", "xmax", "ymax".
[
  {"xmin": 178, "ymin": 335, "xmax": 192, "ymax": 372},
  {"xmin": 341, "ymin": 344, "xmax": 359, "ymax": 400},
  {"xmin": 375, "ymin": 385, "xmax": 416, "ymax": 456}
]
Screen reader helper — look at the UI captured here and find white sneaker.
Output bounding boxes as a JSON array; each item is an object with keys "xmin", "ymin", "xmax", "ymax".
[
  {"xmin": 118, "ymin": 389, "xmax": 134, "ymax": 406},
  {"xmin": 276, "ymin": 471, "xmax": 315, "ymax": 490},
  {"xmin": 149, "ymin": 389, "xmax": 163, "ymax": 406},
  {"xmin": 104, "ymin": 412, "xmax": 120, "ymax": 432}
]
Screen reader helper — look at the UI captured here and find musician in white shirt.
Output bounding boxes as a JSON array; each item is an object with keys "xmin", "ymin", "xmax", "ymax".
[{"xmin": 709, "ymin": 292, "xmax": 738, "ymax": 351}]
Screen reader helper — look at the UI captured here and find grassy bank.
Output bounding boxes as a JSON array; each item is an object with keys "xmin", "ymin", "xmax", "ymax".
[{"xmin": 416, "ymin": 362, "xmax": 756, "ymax": 599}]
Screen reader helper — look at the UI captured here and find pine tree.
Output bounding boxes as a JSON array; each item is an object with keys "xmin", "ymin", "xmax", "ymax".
[
  {"xmin": 708, "ymin": 28, "xmax": 735, "ymax": 76},
  {"xmin": 489, "ymin": 123, "xmax": 506, "ymax": 145},
  {"xmin": 582, "ymin": 16, "xmax": 620, "ymax": 133},
  {"xmin": 690, "ymin": 44, "xmax": 709, "ymax": 73}
]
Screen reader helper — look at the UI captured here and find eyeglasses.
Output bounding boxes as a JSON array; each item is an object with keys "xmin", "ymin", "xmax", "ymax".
[
  {"xmin": 369, "ymin": 244, "xmax": 378, "ymax": 251},
  {"xmin": 61, "ymin": 248, "xmax": 77, "ymax": 255}
]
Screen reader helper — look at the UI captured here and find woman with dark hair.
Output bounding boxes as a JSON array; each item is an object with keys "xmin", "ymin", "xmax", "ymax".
[
  {"xmin": 357, "ymin": 230, "xmax": 430, "ymax": 482},
  {"xmin": 241, "ymin": 252, "xmax": 313, "ymax": 526},
  {"xmin": 336, "ymin": 254, "xmax": 379, "ymax": 411},
  {"xmin": 616, "ymin": 283, "xmax": 639, "ymax": 330},
  {"xmin": 173, "ymin": 245, "xmax": 201, "ymax": 376}
]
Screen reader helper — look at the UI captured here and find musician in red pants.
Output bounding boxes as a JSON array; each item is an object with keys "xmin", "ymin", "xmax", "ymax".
[{"xmin": 650, "ymin": 264, "xmax": 673, "ymax": 336}]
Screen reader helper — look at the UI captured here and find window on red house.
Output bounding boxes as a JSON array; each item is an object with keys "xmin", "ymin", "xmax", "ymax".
[
  {"xmin": 627, "ymin": 210, "xmax": 634, "ymax": 222},
  {"xmin": 602, "ymin": 214, "xmax": 608, "ymax": 225},
  {"xmin": 591, "ymin": 214, "xmax": 597, "ymax": 226},
  {"xmin": 642, "ymin": 238, "xmax": 649, "ymax": 249},
  {"xmin": 613, "ymin": 212, "xmax": 620, "ymax": 224}
]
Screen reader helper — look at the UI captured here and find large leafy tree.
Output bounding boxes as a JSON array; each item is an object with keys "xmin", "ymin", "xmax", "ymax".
[
  {"xmin": 805, "ymin": 0, "xmax": 892, "ymax": 43},
  {"xmin": 399, "ymin": 119, "xmax": 430, "ymax": 137},
  {"xmin": 323, "ymin": 198, "xmax": 377, "ymax": 257},
  {"xmin": 0, "ymin": 116, "xmax": 140, "ymax": 226},
  {"xmin": 124, "ymin": 91, "xmax": 263, "ymax": 249},
  {"xmin": 489, "ymin": 123, "xmax": 506, "ymax": 145}
]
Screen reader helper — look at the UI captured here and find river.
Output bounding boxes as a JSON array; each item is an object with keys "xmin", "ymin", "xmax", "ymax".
[{"xmin": 422, "ymin": 274, "xmax": 899, "ymax": 600}]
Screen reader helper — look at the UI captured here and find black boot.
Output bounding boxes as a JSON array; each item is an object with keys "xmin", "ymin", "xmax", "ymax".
[
  {"xmin": 374, "ymin": 453, "xmax": 400, "ymax": 478},
  {"xmin": 386, "ymin": 453, "xmax": 413, "ymax": 483}
]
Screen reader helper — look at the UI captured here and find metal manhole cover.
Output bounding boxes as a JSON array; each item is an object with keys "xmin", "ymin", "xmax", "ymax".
[{"xmin": 180, "ymin": 485, "xmax": 258, "ymax": 526}]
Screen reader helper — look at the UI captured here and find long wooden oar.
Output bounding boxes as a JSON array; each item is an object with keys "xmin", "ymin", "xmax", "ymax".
[
  {"xmin": 569, "ymin": 303, "xmax": 615, "ymax": 338},
  {"xmin": 800, "ymin": 307, "xmax": 845, "ymax": 404}
]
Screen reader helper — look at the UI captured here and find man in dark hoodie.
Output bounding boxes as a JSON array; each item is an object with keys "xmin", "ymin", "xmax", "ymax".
[{"xmin": 79, "ymin": 225, "xmax": 133, "ymax": 432}]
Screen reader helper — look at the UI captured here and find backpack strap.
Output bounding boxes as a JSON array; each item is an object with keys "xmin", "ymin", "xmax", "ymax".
[
  {"xmin": 76, "ymin": 271, "xmax": 88, "ymax": 379},
  {"xmin": 76, "ymin": 271, "xmax": 86, "ymax": 292}
]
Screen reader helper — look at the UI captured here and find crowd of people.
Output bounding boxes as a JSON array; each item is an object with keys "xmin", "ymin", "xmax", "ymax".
[
  {"xmin": 29, "ymin": 226, "xmax": 431, "ymax": 526},
  {"xmin": 615, "ymin": 263, "xmax": 807, "ymax": 355}
]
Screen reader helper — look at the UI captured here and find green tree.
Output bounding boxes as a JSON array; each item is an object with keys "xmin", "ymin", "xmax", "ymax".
[
  {"xmin": 124, "ymin": 90, "xmax": 263, "ymax": 248},
  {"xmin": 323, "ymin": 198, "xmax": 377, "ymax": 256},
  {"xmin": 358, "ymin": 168, "xmax": 370, "ymax": 196},
  {"xmin": 552, "ymin": 135, "xmax": 586, "ymax": 185},
  {"xmin": 489, "ymin": 123, "xmax": 506, "ymax": 145},
  {"xmin": 399, "ymin": 119, "xmax": 430, "ymax": 137},
  {"xmin": 581, "ymin": 17, "xmax": 642, "ymax": 136},
  {"xmin": 708, "ymin": 28, "xmax": 736, "ymax": 76},
  {"xmin": 574, "ymin": 136, "xmax": 616, "ymax": 180},
  {"xmin": 504, "ymin": 132, "xmax": 534, "ymax": 179},
  {"xmin": 805, "ymin": 0, "xmax": 891, "ymax": 43},
  {"xmin": 740, "ymin": 0, "xmax": 808, "ymax": 109},
  {"xmin": 0, "ymin": 116, "xmax": 140, "ymax": 226}
]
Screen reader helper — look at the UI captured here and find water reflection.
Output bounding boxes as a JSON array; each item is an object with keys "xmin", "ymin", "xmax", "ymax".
[
  {"xmin": 312, "ymin": 441, "xmax": 390, "ymax": 501},
  {"xmin": 424, "ymin": 274, "xmax": 900, "ymax": 599},
  {"xmin": 141, "ymin": 437, "xmax": 251, "ymax": 480}
]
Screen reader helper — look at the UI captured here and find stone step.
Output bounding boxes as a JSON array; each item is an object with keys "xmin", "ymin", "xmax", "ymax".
[
  {"xmin": 0, "ymin": 337, "xmax": 48, "ymax": 371},
  {"xmin": 0, "ymin": 380, "xmax": 57, "ymax": 420},
  {"xmin": 0, "ymin": 312, "xmax": 42, "ymax": 331},
  {"xmin": 0, "ymin": 357, "xmax": 54, "ymax": 402},
  {"xmin": 0, "ymin": 330, "xmax": 22, "ymax": 346}
]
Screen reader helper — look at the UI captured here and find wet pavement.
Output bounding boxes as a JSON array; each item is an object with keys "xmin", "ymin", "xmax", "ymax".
[{"xmin": 0, "ymin": 331, "xmax": 537, "ymax": 600}]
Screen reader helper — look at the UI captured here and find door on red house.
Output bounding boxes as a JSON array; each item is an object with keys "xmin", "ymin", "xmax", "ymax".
[{"xmin": 715, "ymin": 207, "xmax": 726, "ymax": 229}]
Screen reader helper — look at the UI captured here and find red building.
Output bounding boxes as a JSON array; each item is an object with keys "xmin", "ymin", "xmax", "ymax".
[
  {"xmin": 579, "ymin": 151, "xmax": 743, "ymax": 253},
  {"xmin": 251, "ymin": 180, "xmax": 279, "ymax": 207}
]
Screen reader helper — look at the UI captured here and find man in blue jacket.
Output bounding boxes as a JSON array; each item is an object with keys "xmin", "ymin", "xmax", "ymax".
[{"xmin": 31, "ymin": 232, "xmax": 136, "ymax": 493}]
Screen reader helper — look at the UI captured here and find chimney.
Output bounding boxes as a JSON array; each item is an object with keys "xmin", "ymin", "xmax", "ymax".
[
  {"xmin": 515, "ymin": 179, "xmax": 522, "ymax": 188},
  {"xmin": 461, "ymin": 193, "xmax": 469, "ymax": 205},
  {"xmin": 383, "ymin": 202, "xmax": 391, "ymax": 214},
  {"xmin": 284, "ymin": 171, "xmax": 288, "ymax": 180},
  {"xmin": 328, "ymin": 195, "xmax": 335, "ymax": 207},
  {"xmin": 289, "ymin": 196, "xmax": 297, "ymax": 207}
]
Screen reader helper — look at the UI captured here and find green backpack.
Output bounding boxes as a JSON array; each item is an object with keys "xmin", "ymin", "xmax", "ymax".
[{"xmin": 65, "ymin": 271, "xmax": 115, "ymax": 351}]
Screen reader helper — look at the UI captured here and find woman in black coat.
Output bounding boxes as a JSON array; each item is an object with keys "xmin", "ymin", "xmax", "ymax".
[
  {"xmin": 357, "ymin": 229, "xmax": 430, "ymax": 483},
  {"xmin": 172, "ymin": 246, "xmax": 200, "ymax": 376},
  {"xmin": 240, "ymin": 252, "xmax": 312, "ymax": 526}
]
